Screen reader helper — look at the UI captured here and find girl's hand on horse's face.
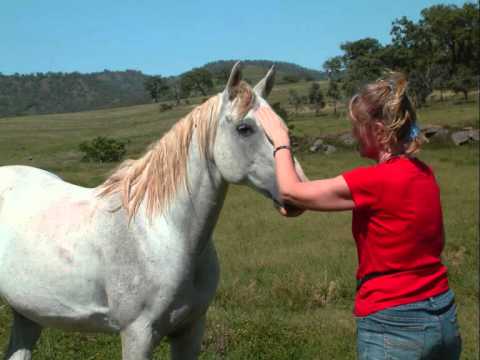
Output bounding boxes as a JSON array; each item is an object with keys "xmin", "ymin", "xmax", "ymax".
[{"xmin": 256, "ymin": 106, "xmax": 290, "ymax": 147}]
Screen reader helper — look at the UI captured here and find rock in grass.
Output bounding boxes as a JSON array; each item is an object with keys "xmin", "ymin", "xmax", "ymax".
[
  {"xmin": 338, "ymin": 132, "xmax": 357, "ymax": 146},
  {"xmin": 309, "ymin": 139, "xmax": 336, "ymax": 154},
  {"xmin": 309, "ymin": 139, "xmax": 324, "ymax": 152},
  {"xmin": 422, "ymin": 126, "xmax": 450, "ymax": 141},
  {"xmin": 323, "ymin": 144, "xmax": 337, "ymax": 154},
  {"xmin": 423, "ymin": 125, "xmax": 441, "ymax": 137},
  {"xmin": 432, "ymin": 128, "xmax": 450, "ymax": 141},
  {"xmin": 469, "ymin": 129, "xmax": 479, "ymax": 141},
  {"xmin": 451, "ymin": 131, "xmax": 472, "ymax": 146},
  {"xmin": 423, "ymin": 126, "xmax": 445, "ymax": 137}
]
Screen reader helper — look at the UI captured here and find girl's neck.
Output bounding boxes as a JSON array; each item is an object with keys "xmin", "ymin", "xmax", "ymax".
[{"xmin": 377, "ymin": 146, "xmax": 406, "ymax": 164}]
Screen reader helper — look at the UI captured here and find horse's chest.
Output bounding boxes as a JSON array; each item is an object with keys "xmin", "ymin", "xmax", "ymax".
[
  {"xmin": 161, "ymin": 249, "xmax": 219, "ymax": 329},
  {"xmin": 106, "ymin": 236, "xmax": 220, "ymax": 332},
  {"xmin": 166, "ymin": 258, "xmax": 219, "ymax": 330},
  {"xmin": 167, "ymin": 291, "xmax": 206, "ymax": 329}
]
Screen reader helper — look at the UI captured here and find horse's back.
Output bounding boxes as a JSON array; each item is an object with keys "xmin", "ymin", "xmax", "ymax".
[
  {"xmin": 0, "ymin": 165, "xmax": 81, "ymax": 191},
  {"xmin": 0, "ymin": 164, "xmax": 91, "ymax": 212},
  {"xmin": 0, "ymin": 165, "xmax": 100, "ymax": 242},
  {"xmin": 0, "ymin": 166, "xmax": 116, "ymax": 330}
]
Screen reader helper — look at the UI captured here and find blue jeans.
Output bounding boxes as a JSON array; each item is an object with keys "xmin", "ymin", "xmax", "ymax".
[{"xmin": 356, "ymin": 290, "xmax": 461, "ymax": 360}]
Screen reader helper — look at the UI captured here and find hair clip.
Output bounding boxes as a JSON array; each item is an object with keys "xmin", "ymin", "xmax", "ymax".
[
  {"xmin": 408, "ymin": 123, "xmax": 420, "ymax": 140},
  {"xmin": 388, "ymin": 79, "xmax": 395, "ymax": 92}
]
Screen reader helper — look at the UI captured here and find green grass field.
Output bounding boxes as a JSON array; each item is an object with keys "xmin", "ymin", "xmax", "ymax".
[{"xmin": 0, "ymin": 89, "xmax": 478, "ymax": 359}]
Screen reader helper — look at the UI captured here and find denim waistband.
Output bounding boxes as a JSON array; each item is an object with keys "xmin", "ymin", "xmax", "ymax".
[{"xmin": 373, "ymin": 289, "xmax": 455, "ymax": 318}]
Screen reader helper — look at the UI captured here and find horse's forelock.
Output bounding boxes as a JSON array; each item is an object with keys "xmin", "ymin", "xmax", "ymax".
[{"xmin": 229, "ymin": 81, "xmax": 256, "ymax": 122}]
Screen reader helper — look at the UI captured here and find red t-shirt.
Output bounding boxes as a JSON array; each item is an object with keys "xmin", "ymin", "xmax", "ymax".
[{"xmin": 342, "ymin": 156, "xmax": 449, "ymax": 316}]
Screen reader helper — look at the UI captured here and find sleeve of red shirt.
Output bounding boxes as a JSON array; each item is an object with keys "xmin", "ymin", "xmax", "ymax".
[{"xmin": 342, "ymin": 166, "xmax": 381, "ymax": 210}]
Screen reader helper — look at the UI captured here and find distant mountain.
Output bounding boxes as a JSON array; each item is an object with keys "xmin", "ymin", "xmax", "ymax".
[
  {"xmin": 0, "ymin": 60, "xmax": 325, "ymax": 117},
  {"xmin": 197, "ymin": 60, "xmax": 326, "ymax": 84},
  {"xmin": 0, "ymin": 70, "xmax": 150, "ymax": 117}
]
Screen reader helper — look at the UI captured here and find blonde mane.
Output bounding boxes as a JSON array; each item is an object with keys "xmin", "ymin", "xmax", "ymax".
[{"xmin": 98, "ymin": 82, "xmax": 255, "ymax": 220}]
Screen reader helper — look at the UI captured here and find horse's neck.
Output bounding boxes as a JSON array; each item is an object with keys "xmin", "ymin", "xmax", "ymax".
[{"xmin": 150, "ymin": 136, "xmax": 227, "ymax": 256}]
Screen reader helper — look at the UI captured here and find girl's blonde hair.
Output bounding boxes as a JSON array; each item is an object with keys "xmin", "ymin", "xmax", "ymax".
[{"xmin": 348, "ymin": 73, "xmax": 425, "ymax": 155}]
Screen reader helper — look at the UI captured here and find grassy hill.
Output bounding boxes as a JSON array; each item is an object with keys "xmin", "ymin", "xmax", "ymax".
[{"xmin": 0, "ymin": 86, "xmax": 478, "ymax": 358}]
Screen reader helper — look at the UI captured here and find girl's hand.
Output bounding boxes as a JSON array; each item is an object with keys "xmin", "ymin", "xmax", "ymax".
[
  {"xmin": 276, "ymin": 203, "xmax": 305, "ymax": 217},
  {"xmin": 255, "ymin": 106, "xmax": 290, "ymax": 147}
]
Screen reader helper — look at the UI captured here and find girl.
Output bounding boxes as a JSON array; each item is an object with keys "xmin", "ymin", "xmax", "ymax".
[{"xmin": 258, "ymin": 74, "xmax": 462, "ymax": 359}]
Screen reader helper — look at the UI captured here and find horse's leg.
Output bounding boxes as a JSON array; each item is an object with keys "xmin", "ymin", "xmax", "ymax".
[
  {"xmin": 4, "ymin": 310, "xmax": 42, "ymax": 360},
  {"xmin": 169, "ymin": 316, "xmax": 205, "ymax": 360},
  {"xmin": 120, "ymin": 318, "xmax": 156, "ymax": 360}
]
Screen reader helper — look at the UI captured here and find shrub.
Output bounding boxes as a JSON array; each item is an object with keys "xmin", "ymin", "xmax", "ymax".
[
  {"xmin": 272, "ymin": 102, "xmax": 296, "ymax": 135},
  {"xmin": 79, "ymin": 137, "xmax": 127, "ymax": 162},
  {"xmin": 283, "ymin": 74, "xmax": 301, "ymax": 83},
  {"xmin": 304, "ymin": 74, "xmax": 315, "ymax": 82},
  {"xmin": 271, "ymin": 102, "xmax": 289, "ymax": 122},
  {"xmin": 159, "ymin": 103, "xmax": 173, "ymax": 112}
]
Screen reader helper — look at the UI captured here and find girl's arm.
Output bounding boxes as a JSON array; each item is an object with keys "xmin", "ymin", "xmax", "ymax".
[
  {"xmin": 274, "ymin": 149, "xmax": 354, "ymax": 211},
  {"xmin": 256, "ymin": 106, "xmax": 355, "ymax": 211}
]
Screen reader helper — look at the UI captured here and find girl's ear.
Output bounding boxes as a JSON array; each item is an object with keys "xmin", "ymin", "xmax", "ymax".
[{"xmin": 372, "ymin": 121, "xmax": 386, "ymax": 142}]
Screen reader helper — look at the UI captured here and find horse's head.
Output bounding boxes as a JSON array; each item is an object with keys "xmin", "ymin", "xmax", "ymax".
[{"xmin": 213, "ymin": 62, "xmax": 306, "ymax": 205}]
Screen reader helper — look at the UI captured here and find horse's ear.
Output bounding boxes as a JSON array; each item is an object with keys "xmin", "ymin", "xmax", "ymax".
[
  {"xmin": 254, "ymin": 65, "xmax": 275, "ymax": 99},
  {"xmin": 224, "ymin": 61, "xmax": 242, "ymax": 100}
]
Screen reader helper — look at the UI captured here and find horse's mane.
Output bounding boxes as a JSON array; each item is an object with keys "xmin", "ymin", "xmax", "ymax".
[{"xmin": 97, "ymin": 81, "xmax": 255, "ymax": 221}]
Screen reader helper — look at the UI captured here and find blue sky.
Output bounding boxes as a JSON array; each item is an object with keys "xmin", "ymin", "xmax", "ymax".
[{"xmin": 0, "ymin": 0, "xmax": 470, "ymax": 76}]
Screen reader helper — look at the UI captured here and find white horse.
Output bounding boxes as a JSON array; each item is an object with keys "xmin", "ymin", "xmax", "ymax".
[{"xmin": 0, "ymin": 63, "xmax": 305, "ymax": 359}]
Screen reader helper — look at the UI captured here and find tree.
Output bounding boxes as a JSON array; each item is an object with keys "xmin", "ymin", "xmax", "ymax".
[
  {"xmin": 169, "ymin": 79, "xmax": 184, "ymax": 106},
  {"xmin": 408, "ymin": 70, "xmax": 433, "ymax": 106},
  {"xmin": 340, "ymin": 38, "xmax": 383, "ymax": 63},
  {"xmin": 460, "ymin": 3, "xmax": 480, "ymax": 74},
  {"xmin": 180, "ymin": 68, "xmax": 214, "ymax": 97},
  {"xmin": 288, "ymin": 89, "xmax": 302, "ymax": 114},
  {"xmin": 144, "ymin": 76, "xmax": 169, "ymax": 103},
  {"xmin": 326, "ymin": 80, "xmax": 341, "ymax": 115},
  {"xmin": 449, "ymin": 65, "xmax": 476, "ymax": 101},
  {"xmin": 211, "ymin": 63, "xmax": 232, "ymax": 84},
  {"xmin": 308, "ymin": 83, "xmax": 326, "ymax": 115},
  {"xmin": 389, "ymin": 3, "xmax": 479, "ymax": 105},
  {"xmin": 342, "ymin": 55, "xmax": 384, "ymax": 96},
  {"xmin": 390, "ymin": 16, "xmax": 438, "ymax": 106},
  {"xmin": 323, "ymin": 56, "xmax": 343, "ymax": 115},
  {"xmin": 419, "ymin": 4, "xmax": 479, "ymax": 76},
  {"xmin": 431, "ymin": 64, "xmax": 450, "ymax": 102},
  {"xmin": 336, "ymin": 38, "xmax": 385, "ymax": 96}
]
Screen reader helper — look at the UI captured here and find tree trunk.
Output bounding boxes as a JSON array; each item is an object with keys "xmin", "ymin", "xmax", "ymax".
[{"xmin": 173, "ymin": 85, "xmax": 181, "ymax": 106}]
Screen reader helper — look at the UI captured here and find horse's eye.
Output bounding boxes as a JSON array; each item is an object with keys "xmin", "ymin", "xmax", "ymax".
[{"xmin": 236, "ymin": 123, "xmax": 254, "ymax": 137}]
